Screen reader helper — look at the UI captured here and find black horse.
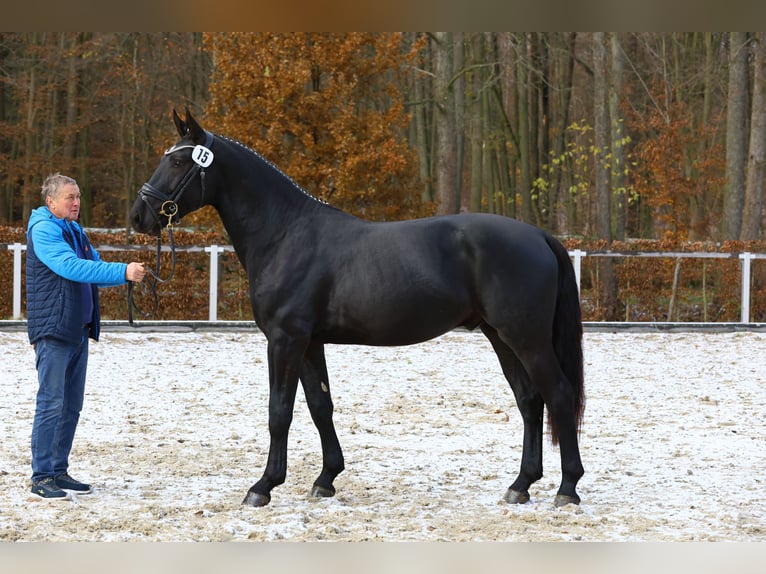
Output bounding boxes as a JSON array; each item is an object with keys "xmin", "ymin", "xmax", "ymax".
[{"xmin": 130, "ymin": 110, "xmax": 585, "ymax": 508}]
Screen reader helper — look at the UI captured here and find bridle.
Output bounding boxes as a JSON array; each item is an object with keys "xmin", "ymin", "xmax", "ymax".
[
  {"xmin": 139, "ymin": 130, "xmax": 215, "ymax": 230},
  {"xmin": 128, "ymin": 130, "xmax": 215, "ymax": 325}
]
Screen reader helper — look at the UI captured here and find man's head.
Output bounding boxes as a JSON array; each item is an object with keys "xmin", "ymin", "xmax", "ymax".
[{"xmin": 42, "ymin": 173, "xmax": 80, "ymax": 222}]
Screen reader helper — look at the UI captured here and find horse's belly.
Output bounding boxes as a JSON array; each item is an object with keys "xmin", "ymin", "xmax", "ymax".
[{"xmin": 318, "ymin": 297, "xmax": 473, "ymax": 347}]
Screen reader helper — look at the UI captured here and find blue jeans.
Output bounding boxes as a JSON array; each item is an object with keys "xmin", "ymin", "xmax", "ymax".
[{"xmin": 31, "ymin": 330, "xmax": 89, "ymax": 482}]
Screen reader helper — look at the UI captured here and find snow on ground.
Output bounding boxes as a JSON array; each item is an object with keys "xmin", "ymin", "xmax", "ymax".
[{"xmin": 0, "ymin": 328, "xmax": 764, "ymax": 541}]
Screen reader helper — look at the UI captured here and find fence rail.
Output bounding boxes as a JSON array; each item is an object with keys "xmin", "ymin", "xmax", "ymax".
[{"xmin": 5, "ymin": 242, "xmax": 766, "ymax": 323}]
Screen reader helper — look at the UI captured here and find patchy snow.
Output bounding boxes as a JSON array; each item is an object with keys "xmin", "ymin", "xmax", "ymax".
[{"xmin": 1, "ymin": 328, "xmax": 765, "ymax": 541}]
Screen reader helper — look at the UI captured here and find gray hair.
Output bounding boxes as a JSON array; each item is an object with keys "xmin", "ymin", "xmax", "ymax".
[{"xmin": 41, "ymin": 173, "xmax": 78, "ymax": 202}]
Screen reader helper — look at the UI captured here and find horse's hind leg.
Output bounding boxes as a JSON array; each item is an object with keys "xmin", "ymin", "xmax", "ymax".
[
  {"xmin": 481, "ymin": 325, "xmax": 544, "ymax": 504},
  {"xmin": 299, "ymin": 341, "xmax": 345, "ymax": 498},
  {"xmin": 515, "ymin": 344, "xmax": 584, "ymax": 506}
]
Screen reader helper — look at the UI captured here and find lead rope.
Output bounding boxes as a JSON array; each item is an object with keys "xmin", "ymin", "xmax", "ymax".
[{"xmin": 127, "ymin": 220, "xmax": 177, "ymax": 326}]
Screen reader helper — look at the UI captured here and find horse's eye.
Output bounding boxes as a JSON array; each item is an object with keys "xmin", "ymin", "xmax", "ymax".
[{"xmin": 172, "ymin": 158, "xmax": 183, "ymax": 168}]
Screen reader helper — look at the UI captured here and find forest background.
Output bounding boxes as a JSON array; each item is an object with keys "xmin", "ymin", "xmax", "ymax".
[{"xmin": 1, "ymin": 32, "xmax": 766, "ymax": 322}]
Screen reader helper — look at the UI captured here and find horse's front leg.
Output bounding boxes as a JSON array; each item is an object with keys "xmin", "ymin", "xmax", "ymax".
[
  {"xmin": 242, "ymin": 331, "xmax": 305, "ymax": 507},
  {"xmin": 300, "ymin": 342, "xmax": 345, "ymax": 498}
]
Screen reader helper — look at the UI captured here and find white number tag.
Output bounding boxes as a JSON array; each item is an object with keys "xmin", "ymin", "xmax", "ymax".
[{"xmin": 192, "ymin": 145, "xmax": 214, "ymax": 167}]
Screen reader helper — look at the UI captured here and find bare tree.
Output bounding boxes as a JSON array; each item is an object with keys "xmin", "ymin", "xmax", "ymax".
[
  {"xmin": 593, "ymin": 32, "xmax": 619, "ymax": 319},
  {"xmin": 549, "ymin": 32, "xmax": 577, "ymax": 234},
  {"xmin": 468, "ymin": 33, "xmax": 484, "ymax": 213},
  {"xmin": 609, "ymin": 32, "xmax": 627, "ymax": 240},
  {"xmin": 741, "ymin": 32, "xmax": 766, "ymax": 240},
  {"xmin": 407, "ymin": 33, "xmax": 434, "ymax": 205},
  {"xmin": 433, "ymin": 32, "xmax": 460, "ymax": 214},
  {"xmin": 593, "ymin": 33, "xmax": 611, "ymax": 241},
  {"xmin": 516, "ymin": 33, "xmax": 534, "ymax": 223},
  {"xmin": 496, "ymin": 32, "xmax": 518, "ymax": 219},
  {"xmin": 723, "ymin": 32, "xmax": 749, "ymax": 239}
]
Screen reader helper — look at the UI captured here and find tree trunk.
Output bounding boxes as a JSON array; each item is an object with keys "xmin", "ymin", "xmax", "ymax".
[
  {"xmin": 496, "ymin": 32, "xmax": 518, "ymax": 219},
  {"xmin": 411, "ymin": 34, "xmax": 433, "ymax": 204},
  {"xmin": 516, "ymin": 34, "xmax": 534, "ymax": 223},
  {"xmin": 22, "ymin": 32, "xmax": 41, "ymax": 224},
  {"xmin": 469, "ymin": 33, "xmax": 484, "ymax": 213},
  {"xmin": 593, "ymin": 32, "xmax": 619, "ymax": 319},
  {"xmin": 482, "ymin": 63, "xmax": 493, "ymax": 214},
  {"xmin": 121, "ymin": 34, "xmax": 140, "ymax": 231},
  {"xmin": 723, "ymin": 32, "xmax": 749, "ymax": 240},
  {"xmin": 64, "ymin": 33, "xmax": 89, "ymax": 224},
  {"xmin": 551, "ymin": 32, "xmax": 576, "ymax": 235},
  {"xmin": 0, "ymin": 39, "xmax": 7, "ymax": 223},
  {"xmin": 453, "ymin": 32, "xmax": 465, "ymax": 212},
  {"xmin": 433, "ymin": 32, "xmax": 459, "ymax": 214},
  {"xmin": 689, "ymin": 32, "xmax": 715, "ymax": 240},
  {"xmin": 608, "ymin": 32, "xmax": 627, "ymax": 240},
  {"xmin": 533, "ymin": 33, "xmax": 548, "ymax": 226},
  {"xmin": 593, "ymin": 32, "xmax": 611, "ymax": 241},
  {"xmin": 63, "ymin": 33, "xmax": 79, "ymax": 161},
  {"xmin": 741, "ymin": 32, "xmax": 766, "ymax": 240}
]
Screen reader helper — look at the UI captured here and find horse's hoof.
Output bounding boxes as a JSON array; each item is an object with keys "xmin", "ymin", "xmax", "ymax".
[
  {"xmin": 554, "ymin": 494, "xmax": 580, "ymax": 507},
  {"xmin": 242, "ymin": 491, "xmax": 271, "ymax": 507},
  {"xmin": 503, "ymin": 488, "xmax": 530, "ymax": 504},
  {"xmin": 309, "ymin": 484, "xmax": 335, "ymax": 498}
]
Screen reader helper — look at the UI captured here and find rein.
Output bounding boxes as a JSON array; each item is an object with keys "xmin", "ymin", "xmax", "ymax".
[
  {"xmin": 127, "ymin": 229, "xmax": 176, "ymax": 325},
  {"xmin": 128, "ymin": 131, "xmax": 214, "ymax": 325}
]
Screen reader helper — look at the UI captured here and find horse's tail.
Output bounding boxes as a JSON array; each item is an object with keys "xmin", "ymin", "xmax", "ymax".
[{"xmin": 545, "ymin": 234, "xmax": 585, "ymax": 445}]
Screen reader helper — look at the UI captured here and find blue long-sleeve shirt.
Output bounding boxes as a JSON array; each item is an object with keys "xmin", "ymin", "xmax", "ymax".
[{"xmin": 27, "ymin": 207, "xmax": 127, "ymax": 286}]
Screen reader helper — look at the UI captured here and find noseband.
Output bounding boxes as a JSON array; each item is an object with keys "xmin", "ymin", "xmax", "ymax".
[{"xmin": 129, "ymin": 130, "xmax": 215, "ymax": 325}]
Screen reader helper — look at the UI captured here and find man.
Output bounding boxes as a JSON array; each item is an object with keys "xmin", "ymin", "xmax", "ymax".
[{"xmin": 26, "ymin": 173, "xmax": 147, "ymax": 500}]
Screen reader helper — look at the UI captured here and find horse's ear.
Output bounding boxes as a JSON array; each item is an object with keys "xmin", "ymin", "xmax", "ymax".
[
  {"xmin": 184, "ymin": 108, "xmax": 206, "ymax": 142},
  {"xmin": 172, "ymin": 109, "xmax": 188, "ymax": 137}
]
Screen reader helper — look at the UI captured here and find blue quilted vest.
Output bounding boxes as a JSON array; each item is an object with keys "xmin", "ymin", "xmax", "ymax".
[{"xmin": 26, "ymin": 227, "xmax": 101, "ymax": 344}]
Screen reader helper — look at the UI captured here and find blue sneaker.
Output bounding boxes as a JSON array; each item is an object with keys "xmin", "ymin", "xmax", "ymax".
[
  {"xmin": 31, "ymin": 477, "xmax": 70, "ymax": 500},
  {"xmin": 55, "ymin": 473, "xmax": 93, "ymax": 494}
]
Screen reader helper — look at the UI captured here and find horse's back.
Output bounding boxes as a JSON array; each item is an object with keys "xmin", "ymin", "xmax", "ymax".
[{"xmin": 349, "ymin": 212, "xmax": 555, "ymax": 264}]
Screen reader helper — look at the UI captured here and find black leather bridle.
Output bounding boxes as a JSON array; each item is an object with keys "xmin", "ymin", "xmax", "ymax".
[
  {"xmin": 128, "ymin": 130, "xmax": 215, "ymax": 325},
  {"xmin": 138, "ymin": 130, "xmax": 215, "ymax": 230}
]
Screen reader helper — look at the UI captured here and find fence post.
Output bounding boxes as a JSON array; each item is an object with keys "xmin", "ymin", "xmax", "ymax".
[
  {"xmin": 204, "ymin": 245, "xmax": 223, "ymax": 321},
  {"xmin": 740, "ymin": 252, "xmax": 753, "ymax": 323},
  {"xmin": 8, "ymin": 243, "xmax": 26, "ymax": 319},
  {"xmin": 570, "ymin": 249, "xmax": 585, "ymax": 294}
]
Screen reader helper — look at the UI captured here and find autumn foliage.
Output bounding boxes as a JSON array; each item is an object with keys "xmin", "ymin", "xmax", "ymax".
[
  {"xmin": 626, "ymin": 87, "xmax": 726, "ymax": 241},
  {"xmin": 199, "ymin": 32, "xmax": 427, "ymax": 226}
]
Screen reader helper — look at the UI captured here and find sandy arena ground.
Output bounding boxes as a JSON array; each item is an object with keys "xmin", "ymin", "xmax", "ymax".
[{"xmin": 1, "ymin": 328, "xmax": 765, "ymax": 542}]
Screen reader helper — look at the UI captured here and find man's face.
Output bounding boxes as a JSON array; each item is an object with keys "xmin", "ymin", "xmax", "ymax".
[{"xmin": 47, "ymin": 183, "xmax": 81, "ymax": 221}]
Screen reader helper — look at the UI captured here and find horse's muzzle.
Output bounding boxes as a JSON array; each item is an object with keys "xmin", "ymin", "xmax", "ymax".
[{"xmin": 129, "ymin": 199, "xmax": 161, "ymax": 236}]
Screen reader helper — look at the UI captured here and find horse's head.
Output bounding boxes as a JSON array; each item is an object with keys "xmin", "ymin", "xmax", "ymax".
[{"xmin": 130, "ymin": 108, "xmax": 216, "ymax": 235}]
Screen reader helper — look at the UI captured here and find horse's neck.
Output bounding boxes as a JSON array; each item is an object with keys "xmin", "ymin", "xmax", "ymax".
[{"xmin": 213, "ymin": 152, "xmax": 329, "ymax": 271}]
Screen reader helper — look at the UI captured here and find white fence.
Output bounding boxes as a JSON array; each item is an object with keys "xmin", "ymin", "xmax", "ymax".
[
  {"xmin": 6, "ymin": 243, "xmax": 232, "ymax": 321},
  {"xmin": 569, "ymin": 249, "xmax": 765, "ymax": 323},
  {"xmin": 5, "ymin": 242, "xmax": 766, "ymax": 322}
]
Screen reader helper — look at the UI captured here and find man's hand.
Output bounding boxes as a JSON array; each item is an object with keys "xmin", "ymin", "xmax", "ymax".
[{"xmin": 126, "ymin": 262, "xmax": 147, "ymax": 282}]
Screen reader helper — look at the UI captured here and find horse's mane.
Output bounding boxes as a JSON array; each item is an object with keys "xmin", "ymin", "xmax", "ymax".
[{"xmin": 215, "ymin": 133, "xmax": 332, "ymax": 208}]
